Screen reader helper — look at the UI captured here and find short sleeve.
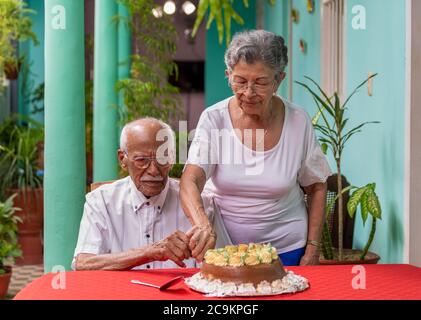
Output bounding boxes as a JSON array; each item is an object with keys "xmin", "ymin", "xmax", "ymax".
[
  {"xmin": 297, "ymin": 112, "xmax": 333, "ymax": 187},
  {"xmin": 71, "ymin": 193, "xmax": 109, "ymax": 269},
  {"xmin": 185, "ymin": 110, "xmax": 217, "ymax": 180}
]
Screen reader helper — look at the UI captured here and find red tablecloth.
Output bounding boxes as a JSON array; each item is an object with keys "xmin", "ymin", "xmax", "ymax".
[{"xmin": 14, "ymin": 264, "xmax": 421, "ymax": 300}]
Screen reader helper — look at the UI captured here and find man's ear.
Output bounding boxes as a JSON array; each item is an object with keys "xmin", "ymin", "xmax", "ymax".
[{"xmin": 118, "ymin": 149, "xmax": 127, "ymax": 170}]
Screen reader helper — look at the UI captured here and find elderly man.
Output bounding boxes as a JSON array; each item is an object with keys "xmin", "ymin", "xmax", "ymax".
[{"xmin": 72, "ymin": 117, "xmax": 230, "ymax": 270}]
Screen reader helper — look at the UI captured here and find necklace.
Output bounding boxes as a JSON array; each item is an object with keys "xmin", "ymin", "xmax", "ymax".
[{"xmin": 237, "ymin": 98, "xmax": 275, "ymax": 148}]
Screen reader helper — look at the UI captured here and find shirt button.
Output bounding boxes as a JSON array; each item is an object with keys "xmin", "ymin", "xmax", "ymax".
[{"xmin": 146, "ymin": 202, "xmax": 150, "ymax": 206}]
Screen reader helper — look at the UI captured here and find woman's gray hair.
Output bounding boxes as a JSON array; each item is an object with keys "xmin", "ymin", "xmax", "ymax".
[
  {"xmin": 120, "ymin": 117, "xmax": 176, "ymax": 162},
  {"xmin": 224, "ymin": 30, "xmax": 288, "ymax": 81}
]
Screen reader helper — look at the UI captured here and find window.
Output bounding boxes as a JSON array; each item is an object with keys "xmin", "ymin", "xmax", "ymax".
[{"xmin": 168, "ymin": 60, "xmax": 205, "ymax": 93}]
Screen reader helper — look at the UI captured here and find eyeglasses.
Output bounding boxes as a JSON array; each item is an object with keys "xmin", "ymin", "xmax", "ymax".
[
  {"xmin": 124, "ymin": 152, "xmax": 172, "ymax": 169},
  {"xmin": 230, "ymin": 77, "xmax": 276, "ymax": 94}
]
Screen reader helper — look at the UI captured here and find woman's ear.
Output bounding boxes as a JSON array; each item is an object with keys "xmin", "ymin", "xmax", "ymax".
[
  {"xmin": 279, "ymin": 72, "xmax": 286, "ymax": 82},
  {"xmin": 273, "ymin": 72, "xmax": 287, "ymax": 93}
]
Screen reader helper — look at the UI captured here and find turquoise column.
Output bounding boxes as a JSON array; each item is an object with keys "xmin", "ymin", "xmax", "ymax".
[
  {"xmin": 93, "ymin": 0, "xmax": 119, "ymax": 182},
  {"xmin": 44, "ymin": 0, "xmax": 86, "ymax": 271},
  {"xmin": 118, "ymin": 3, "xmax": 131, "ymax": 120}
]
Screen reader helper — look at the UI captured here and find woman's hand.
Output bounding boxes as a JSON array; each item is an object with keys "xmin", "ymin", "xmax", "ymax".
[
  {"xmin": 299, "ymin": 243, "xmax": 321, "ymax": 266},
  {"xmin": 186, "ymin": 225, "xmax": 216, "ymax": 261},
  {"xmin": 299, "ymin": 253, "xmax": 320, "ymax": 266}
]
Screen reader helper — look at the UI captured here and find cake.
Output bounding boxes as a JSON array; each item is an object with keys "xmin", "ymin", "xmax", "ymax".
[
  {"xmin": 201, "ymin": 243, "xmax": 287, "ymax": 285},
  {"xmin": 185, "ymin": 243, "xmax": 309, "ymax": 297}
]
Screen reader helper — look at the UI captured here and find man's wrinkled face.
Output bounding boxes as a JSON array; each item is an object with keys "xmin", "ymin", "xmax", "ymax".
[{"xmin": 118, "ymin": 123, "xmax": 172, "ymax": 197}]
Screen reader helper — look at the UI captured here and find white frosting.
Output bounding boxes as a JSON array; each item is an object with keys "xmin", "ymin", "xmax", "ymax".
[{"xmin": 185, "ymin": 270, "xmax": 309, "ymax": 297}]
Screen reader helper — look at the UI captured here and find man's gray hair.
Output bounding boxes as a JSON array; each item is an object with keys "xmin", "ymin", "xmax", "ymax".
[
  {"xmin": 120, "ymin": 117, "xmax": 176, "ymax": 162},
  {"xmin": 224, "ymin": 30, "xmax": 288, "ymax": 81}
]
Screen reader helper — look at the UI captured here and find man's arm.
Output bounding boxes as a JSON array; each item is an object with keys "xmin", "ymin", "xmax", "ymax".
[{"xmin": 75, "ymin": 231, "xmax": 192, "ymax": 271}]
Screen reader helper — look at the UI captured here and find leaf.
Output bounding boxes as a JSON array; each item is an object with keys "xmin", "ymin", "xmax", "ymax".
[
  {"xmin": 295, "ymin": 81, "xmax": 335, "ymax": 118},
  {"xmin": 361, "ymin": 192, "xmax": 369, "ymax": 226},
  {"xmin": 321, "ymin": 143, "xmax": 328, "ymax": 154},
  {"xmin": 303, "ymin": 76, "xmax": 335, "ymax": 109},
  {"xmin": 366, "ymin": 186, "xmax": 382, "ymax": 219},
  {"xmin": 342, "ymin": 73, "xmax": 378, "ymax": 110},
  {"xmin": 348, "ymin": 186, "xmax": 368, "ymax": 218},
  {"xmin": 192, "ymin": 0, "xmax": 210, "ymax": 37},
  {"xmin": 222, "ymin": 2, "xmax": 231, "ymax": 46},
  {"xmin": 210, "ymin": 0, "xmax": 224, "ymax": 45},
  {"xmin": 342, "ymin": 121, "xmax": 380, "ymax": 145}
]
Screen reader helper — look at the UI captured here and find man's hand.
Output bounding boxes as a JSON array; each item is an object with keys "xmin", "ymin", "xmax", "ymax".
[
  {"xmin": 186, "ymin": 225, "xmax": 216, "ymax": 262},
  {"xmin": 148, "ymin": 231, "xmax": 191, "ymax": 267}
]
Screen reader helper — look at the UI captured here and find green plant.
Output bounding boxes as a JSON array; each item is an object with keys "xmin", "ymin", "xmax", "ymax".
[
  {"xmin": 347, "ymin": 183, "xmax": 382, "ymax": 260},
  {"xmin": 116, "ymin": 0, "xmax": 183, "ymax": 124},
  {"xmin": 0, "ymin": 0, "xmax": 38, "ymax": 80},
  {"xmin": 296, "ymin": 74, "xmax": 380, "ymax": 261},
  {"xmin": 193, "ymin": 0, "xmax": 276, "ymax": 46},
  {"xmin": 0, "ymin": 194, "xmax": 22, "ymax": 274},
  {"xmin": 0, "ymin": 115, "xmax": 43, "ymax": 197}
]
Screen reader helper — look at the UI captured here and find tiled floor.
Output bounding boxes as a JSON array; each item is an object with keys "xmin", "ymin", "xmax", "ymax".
[{"xmin": 5, "ymin": 265, "xmax": 44, "ymax": 299}]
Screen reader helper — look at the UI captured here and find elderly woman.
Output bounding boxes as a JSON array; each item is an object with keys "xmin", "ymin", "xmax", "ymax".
[{"xmin": 180, "ymin": 30, "xmax": 332, "ymax": 266}]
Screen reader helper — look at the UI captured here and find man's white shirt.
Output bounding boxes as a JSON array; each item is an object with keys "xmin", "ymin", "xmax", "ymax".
[{"xmin": 72, "ymin": 176, "xmax": 231, "ymax": 270}]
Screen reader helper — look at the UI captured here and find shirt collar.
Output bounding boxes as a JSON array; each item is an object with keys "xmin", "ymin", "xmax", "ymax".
[{"xmin": 128, "ymin": 177, "xmax": 169, "ymax": 214}]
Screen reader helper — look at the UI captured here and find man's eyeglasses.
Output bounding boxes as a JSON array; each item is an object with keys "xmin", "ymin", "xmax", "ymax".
[
  {"xmin": 230, "ymin": 77, "xmax": 276, "ymax": 94},
  {"xmin": 124, "ymin": 152, "xmax": 172, "ymax": 169}
]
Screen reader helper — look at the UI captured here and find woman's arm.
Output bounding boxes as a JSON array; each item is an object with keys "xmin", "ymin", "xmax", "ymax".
[
  {"xmin": 180, "ymin": 164, "xmax": 216, "ymax": 261},
  {"xmin": 300, "ymin": 181, "xmax": 328, "ymax": 265}
]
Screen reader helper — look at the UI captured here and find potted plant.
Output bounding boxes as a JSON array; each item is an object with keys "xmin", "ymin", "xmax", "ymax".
[
  {"xmin": 296, "ymin": 75, "xmax": 382, "ymax": 264},
  {"xmin": 0, "ymin": 0, "xmax": 38, "ymax": 80},
  {"xmin": 0, "ymin": 116, "xmax": 44, "ymax": 265},
  {"xmin": 0, "ymin": 194, "xmax": 22, "ymax": 299}
]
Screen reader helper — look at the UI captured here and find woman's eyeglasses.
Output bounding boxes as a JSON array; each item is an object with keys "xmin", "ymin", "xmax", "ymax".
[
  {"xmin": 230, "ymin": 77, "xmax": 275, "ymax": 94},
  {"xmin": 124, "ymin": 152, "xmax": 172, "ymax": 169}
]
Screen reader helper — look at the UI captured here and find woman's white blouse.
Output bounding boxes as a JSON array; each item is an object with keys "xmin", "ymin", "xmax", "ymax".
[{"xmin": 186, "ymin": 96, "xmax": 332, "ymax": 254}]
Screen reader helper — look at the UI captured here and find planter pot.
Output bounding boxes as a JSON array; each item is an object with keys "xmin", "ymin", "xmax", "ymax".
[
  {"xmin": 319, "ymin": 248, "xmax": 381, "ymax": 265},
  {"xmin": 6, "ymin": 188, "xmax": 44, "ymax": 265},
  {"xmin": 0, "ymin": 267, "xmax": 12, "ymax": 300}
]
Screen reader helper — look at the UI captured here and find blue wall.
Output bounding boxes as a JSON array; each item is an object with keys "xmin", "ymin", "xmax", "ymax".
[
  {"xmin": 291, "ymin": 0, "xmax": 321, "ymax": 110},
  {"xmin": 264, "ymin": 0, "xmax": 406, "ymax": 263},
  {"xmin": 344, "ymin": 0, "xmax": 406, "ymax": 263},
  {"xmin": 205, "ymin": 1, "xmax": 256, "ymax": 107}
]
